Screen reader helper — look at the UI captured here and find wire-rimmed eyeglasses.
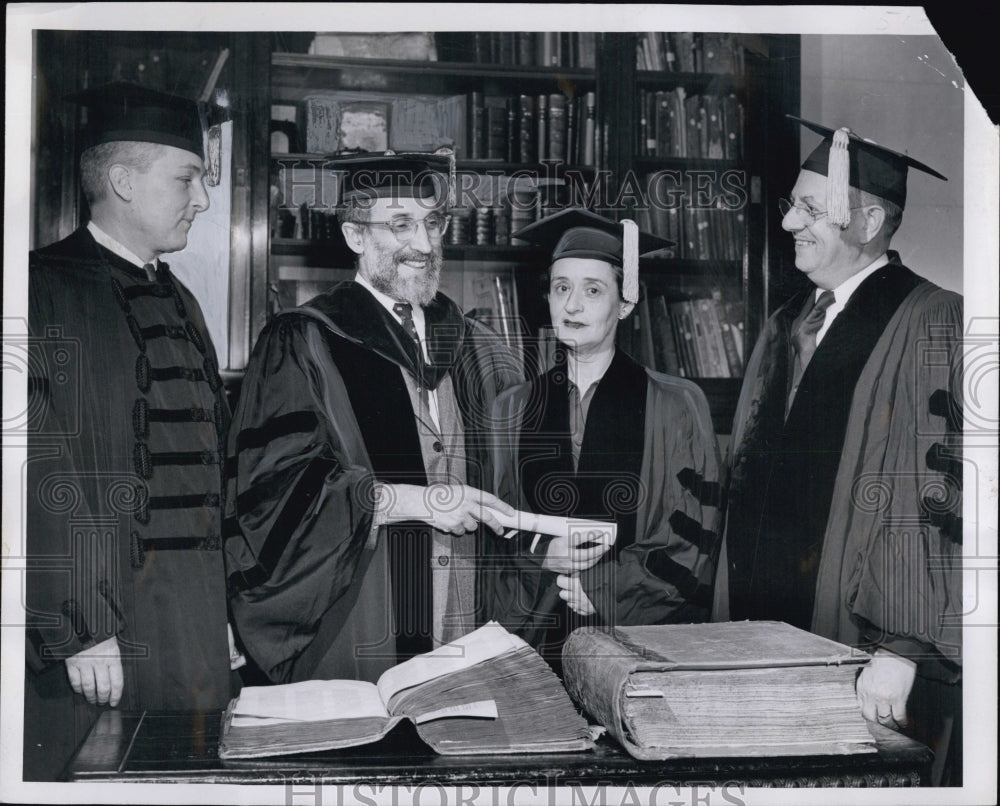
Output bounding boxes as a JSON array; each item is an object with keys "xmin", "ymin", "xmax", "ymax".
[{"xmin": 361, "ymin": 213, "xmax": 451, "ymax": 243}]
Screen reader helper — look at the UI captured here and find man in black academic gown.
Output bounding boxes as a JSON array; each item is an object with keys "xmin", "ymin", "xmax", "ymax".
[
  {"xmin": 714, "ymin": 118, "xmax": 963, "ymax": 785},
  {"xmin": 224, "ymin": 154, "xmax": 520, "ymax": 685},
  {"xmin": 25, "ymin": 83, "xmax": 236, "ymax": 780}
]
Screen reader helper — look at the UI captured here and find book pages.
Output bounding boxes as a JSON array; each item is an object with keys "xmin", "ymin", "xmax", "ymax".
[
  {"xmin": 231, "ymin": 679, "xmax": 388, "ymax": 726},
  {"xmin": 376, "ymin": 621, "xmax": 527, "ymax": 705}
]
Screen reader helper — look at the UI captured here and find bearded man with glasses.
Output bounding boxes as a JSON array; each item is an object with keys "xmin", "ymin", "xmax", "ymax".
[
  {"xmin": 224, "ymin": 154, "xmax": 521, "ymax": 686},
  {"xmin": 714, "ymin": 118, "xmax": 963, "ymax": 785}
]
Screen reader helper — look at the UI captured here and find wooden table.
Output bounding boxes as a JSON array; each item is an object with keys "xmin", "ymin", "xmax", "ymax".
[{"xmin": 65, "ymin": 710, "xmax": 933, "ymax": 788}]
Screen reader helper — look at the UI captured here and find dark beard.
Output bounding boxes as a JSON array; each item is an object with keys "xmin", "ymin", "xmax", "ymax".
[{"xmin": 368, "ymin": 248, "xmax": 443, "ymax": 307}]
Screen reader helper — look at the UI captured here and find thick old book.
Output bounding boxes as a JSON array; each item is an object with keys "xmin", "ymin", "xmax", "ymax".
[
  {"xmin": 219, "ymin": 622, "xmax": 595, "ymax": 759},
  {"xmin": 561, "ymin": 621, "xmax": 876, "ymax": 761},
  {"xmin": 547, "ymin": 93, "xmax": 568, "ymax": 163},
  {"xmin": 485, "ymin": 97, "xmax": 509, "ymax": 160}
]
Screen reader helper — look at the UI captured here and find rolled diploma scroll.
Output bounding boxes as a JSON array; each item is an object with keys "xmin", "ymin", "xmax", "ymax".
[{"xmin": 486, "ymin": 507, "xmax": 617, "ymax": 549}]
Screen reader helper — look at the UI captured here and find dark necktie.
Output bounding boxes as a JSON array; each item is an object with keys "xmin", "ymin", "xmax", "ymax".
[
  {"xmin": 142, "ymin": 262, "xmax": 157, "ymax": 282},
  {"xmin": 787, "ymin": 289, "xmax": 836, "ymax": 414},
  {"xmin": 393, "ymin": 302, "xmax": 431, "ymax": 417}
]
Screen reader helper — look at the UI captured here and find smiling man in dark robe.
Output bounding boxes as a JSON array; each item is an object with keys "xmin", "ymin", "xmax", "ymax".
[
  {"xmin": 224, "ymin": 154, "xmax": 521, "ymax": 685},
  {"xmin": 713, "ymin": 117, "xmax": 963, "ymax": 785}
]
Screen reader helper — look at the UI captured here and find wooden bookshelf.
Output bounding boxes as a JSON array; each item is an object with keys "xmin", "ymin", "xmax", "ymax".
[
  {"xmin": 239, "ymin": 33, "xmax": 800, "ymax": 433},
  {"xmin": 31, "ymin": 30, "xmax": 800, "ymax": 431}
]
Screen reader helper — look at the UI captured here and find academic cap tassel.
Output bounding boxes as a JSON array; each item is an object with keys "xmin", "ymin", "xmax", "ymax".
[{"xmin": 827, "ymin": 127, "xmax": 852, "ymax": 227}]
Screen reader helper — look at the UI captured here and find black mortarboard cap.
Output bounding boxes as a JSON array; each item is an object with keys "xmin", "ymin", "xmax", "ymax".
[
  {"xmin": 791, "ymin": 115, "xmax": 946, "ymax": 215},
  {"xmin": 69, "ymin": 81, "xmax": 205, "ymax": 160},
  {"xmin": 330, "ymin": 150, "xmax": 454, "ymax": 204},
  {"xmin": 511, "ymin": 208, "xmax": 674, "ymax": 303}
]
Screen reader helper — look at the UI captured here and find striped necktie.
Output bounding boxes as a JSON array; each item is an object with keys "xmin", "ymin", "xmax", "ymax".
[
  {"xmin": 787, "ymin": 289, "xmax": 835, "ymax": 414},
  {"xmin": 393, "ymin": 301, "xmax": 431, "ymax": 414}
]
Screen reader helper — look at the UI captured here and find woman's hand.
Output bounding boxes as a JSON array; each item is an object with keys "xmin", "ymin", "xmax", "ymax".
[{"xmin": 556, "ymin": 574, "xmax": 596, "ymax": 616}]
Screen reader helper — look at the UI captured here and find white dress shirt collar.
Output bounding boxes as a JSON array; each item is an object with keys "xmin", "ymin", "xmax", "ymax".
[
  {"xmin": 815, "ymin": 253, "xmax": 890, "ymax": 345},
  {"xmin": 354, "ymin": 272, "xmax": 439, "ymax": 429},
  {"xmin": 87, "ymin": 221, "xmax": 157, "ymax": 277},
  {"xmin": 354, "ymin": 272, "xmax": 428, "ymax": 349}
]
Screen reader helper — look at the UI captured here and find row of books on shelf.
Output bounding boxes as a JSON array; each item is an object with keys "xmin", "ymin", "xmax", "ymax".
[
  {"xmin": 636, "ymin": 199, "xmax": 745, "ymax": 262},
  {"xmin": 620, "ymin": 287, "xmax": 746, "ymax": 378},
  {"xmin": 272, "ymin": 194, "xmax": 565, "ymax": 246},
  {"xmin": 297, "ymin": 92, "xmax": 468, "ymax": 158},
  {"xmin": 638, "ymin": 89, "xmax": 743, "ymax": 160},
  {"xmin": 469, "ymin": 91, "xmax": 597, "ymax": 165},
  {"xmin": 452, "ymin": 31, "xmax": 597, "ymax": 69},
  {"xmin": 273, "ymin": 194, "xmax": 745, "ymax": 265},
  {"xmin": 636, "ymin": 32, "xmax": 745, "ymax": 75},
  {"xmin": 287, "ymin": 90, "xmax": 598, "ymax": 165}
]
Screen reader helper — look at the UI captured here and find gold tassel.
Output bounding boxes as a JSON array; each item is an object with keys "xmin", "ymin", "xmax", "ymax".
[
  {"xmin": 622, "ymin": 219, "xmax": 639, "ymax": 303},
  {"xmin": 827, "ymin": 127, "xmax": 852, "ymax": 227}
]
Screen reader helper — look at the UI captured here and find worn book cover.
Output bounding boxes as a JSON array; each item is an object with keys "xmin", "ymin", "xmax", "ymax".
[{"xmin": 562, "ymin": 621, "xmax": 876, "ymax": 760}]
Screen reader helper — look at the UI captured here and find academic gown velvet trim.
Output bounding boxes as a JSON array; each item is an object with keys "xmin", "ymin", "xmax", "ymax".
[
  {"xmin": 714, "ymin": 259, "xmax": 962, "ymax": 673},
  {"xmin": 486, "ymin": 354, "xmax": 722, "ymax": 645}
]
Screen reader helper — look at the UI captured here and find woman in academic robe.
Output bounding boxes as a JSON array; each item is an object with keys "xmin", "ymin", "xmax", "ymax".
[{"xmin": 483, "ymin": 208, "xmax": 723, "ymax": 672}]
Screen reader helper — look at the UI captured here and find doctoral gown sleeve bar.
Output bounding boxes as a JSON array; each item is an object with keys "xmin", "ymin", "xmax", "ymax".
[
  {"xmin": 224, "ymin": 313, "xmax": 379, "ymax": 682},
  {"xmin": 816, "ymin": 284, "xmax": 964, "ymax": 670},
  {"xmin": 578, "ymin": 372, "xmax": 722, "ymax": 625}
]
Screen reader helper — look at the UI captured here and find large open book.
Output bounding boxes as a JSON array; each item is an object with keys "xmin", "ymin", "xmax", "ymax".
[
  {"xmin": 562, "ymin": 621, "xmax": 877, "ymax": 760},
  {"xmin": 219, "ymin": 622, "xmax": 595, "ymax": 759}
]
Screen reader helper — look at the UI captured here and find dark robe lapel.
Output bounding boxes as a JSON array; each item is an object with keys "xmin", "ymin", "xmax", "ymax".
[
  {"xmin": 517, "ymin": 350, "xmax": 647, "ymax": 548},
  {"xmin": 576, "ymin": 350, "xmax": 647, "ymax": 553},
  {"xmin": 518, "ymin": 356, "xmax": 574, "ymax": 516},
  {"xmin": 305, "ymin": 281, "xmax": 467, "ymax": 390},
  {"xmin": 786, "ymin": 259, "xmax": 923, "ymax": 434},
  {"xmin": 728, "ymin": 289, "xmax": 804, "ymax": 501}
]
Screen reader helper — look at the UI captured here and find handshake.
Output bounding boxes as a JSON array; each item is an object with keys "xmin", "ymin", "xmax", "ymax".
[{"xmin": 376, "ymin": 482, "xmax": 616, "ymax": 574}]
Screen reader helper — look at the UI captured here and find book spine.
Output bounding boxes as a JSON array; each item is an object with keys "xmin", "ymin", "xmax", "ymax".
[
  {"xmin": 565, "ymin": 96, "xmax": 576, "ymax": 164},
  {"xmin": 725, "ymin": 299, "xmax": 746, "ymax": 367},
  {"xmin": 578, "ymin": 32, "xmax": 596, "ymax": 69},
  {"xmin": 716, "ymin": 297, "xmax": 743, "ymax": 376},
  {"xmin": 519, "ymin": 94, "xmax": 536, "ymax": 164},
  {"xmin": 499, "ymin": 32, "xmax": 515, "ymax": 66},
  {"xmin": 548, "ymin": 93, "xmax": 567, "ymax": 164},
  {"xmin": 673, "ymin": 88, "xmax": 686, "ymax": 157},
  {"xmin": 654, "ymin": 91, "xmax": 669, "ymax": 158},
  {"xmin": 536, "ymin": 94, "xmax": 547, "ymax": 163},
  {"xmin": 486, "ymin": 99, "xmax": 508, "ymax": 160},
  {"xmin": 669, "ymin": 301, "xmax": 701, "ymax": 378},
  {"xmin": 540, "ymin": 32, "xmax": 558, "ymax": 67},
  {"xmin": 506, "ymin": 97, "xmax": 518, "ymax": 162},
  {"xmin": 687, "ymin": 300, "xmax": 713, "ymax": 377},
  {"xmin": 582, "ymin": 91, "xmax": 596, "ymax": 166},
  {"xmin": 517, "ymin": 32, "xmax": 534, "ymax": 67},
  {"xmin": 694, "ymin": 207, "xmax": 711, "ymax": 261},
  {"xmin": 704, "ymin": 95, "xmax": 725, "ymax": 159},
  {"xmin": 696, "ymin": 297, "xmax": 730, "ymax": 378},
  {"xmin": 473, "ymin": 32, "xmax": 490, "ymax": 63},
  {"xmin": 469, "ymin": 92, "xmax": 485, "ymax": 160},
  {"xmin": 651, "ymin": 295, "xmax": 683, "ymax": 375}
]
